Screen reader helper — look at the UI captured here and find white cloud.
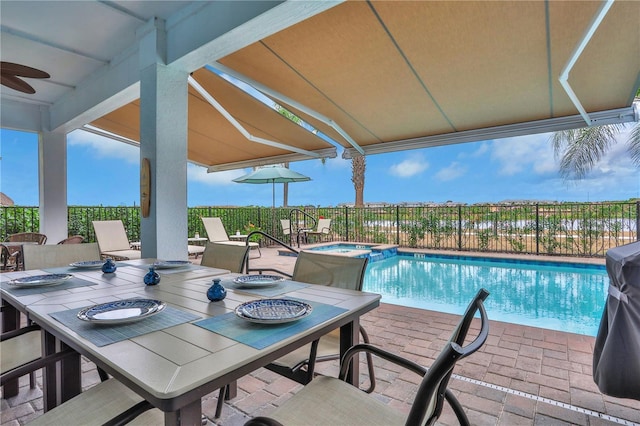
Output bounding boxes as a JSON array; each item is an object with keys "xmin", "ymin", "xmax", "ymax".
[
  {"xmin": 322, "ymin": 156, "xmax": 351, "ymax": 170},
  {"xmin": 435, "ymin": 162, "xmax": 466, "ymax": 181},
  {"xmin": 68, "ymin": 129, "xmax": 139, "ymax": 164},
  {"xmin": 187, "ymin": 164, "xmax": 246, "ymax": 185},
  {"xmin": 458, "ymin": 142, "xmax": 490, "ymax": 159},
  {"xmin": 389, "ymin": 154, "xmax": 429, "ymax": 178},
  {"xmin": 490, "ymin": 133, "xmax": 557, "ymax": 176}
]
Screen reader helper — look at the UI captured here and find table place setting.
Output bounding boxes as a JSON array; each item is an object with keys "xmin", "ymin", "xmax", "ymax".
[
  {"xmin": 0, "ymin": 272, "xmax": 99, "ymax": 296},
  {"xmin": 224, "ymin": 274, "xmax": 310, "ymax": 297},
  {"xmin": 127, "ymin": 260, "xmax": 208, "ymax": 275},
  {"xmin": 49, "ymin": 297, "xmax": 201, "ymax": 347},
  {"xmin": 194, "ymin": 298, "xmax": 347, "ymax": 350}
]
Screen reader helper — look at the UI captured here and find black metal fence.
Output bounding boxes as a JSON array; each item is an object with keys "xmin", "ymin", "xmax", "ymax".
[{"xmin": 1, "ymin": 201, "xmax": 638, "ymax": 257}]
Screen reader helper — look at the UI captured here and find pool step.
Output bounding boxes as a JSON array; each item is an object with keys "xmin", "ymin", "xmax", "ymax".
[{"xmin": 369, "ymin": 252, "xmax": 384, "ymax": 262}]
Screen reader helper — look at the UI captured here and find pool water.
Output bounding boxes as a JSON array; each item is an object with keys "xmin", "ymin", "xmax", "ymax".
[
  {"xmin": 363, "ymin": 254, "xmax": 608, "ymax": 336},
  {"xmin": 309, "ymin": 243, "xmax": 373, "ymax": 253}
]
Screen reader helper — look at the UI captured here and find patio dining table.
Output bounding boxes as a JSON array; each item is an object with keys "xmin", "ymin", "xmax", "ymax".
[{"xmin": 0, "ymin": 260, "xmax": 380, "ymax": 425}]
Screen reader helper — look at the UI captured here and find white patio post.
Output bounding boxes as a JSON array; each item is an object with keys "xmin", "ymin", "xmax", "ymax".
[
  {"xmin": 38, "ymin": 130, "xmax": 68, "ymax": 244},
  {"xmin": 138, "ymin": 18, "xmax": 189, "ymax": 260}
]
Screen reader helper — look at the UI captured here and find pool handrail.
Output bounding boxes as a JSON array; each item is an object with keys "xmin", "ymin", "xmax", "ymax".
[
  {"xmin": 288, "ymin": 208, "xmax": 317, "ymax": 248},
  {"xmin": 245, "ymin": 230, "xmax": 298, "ymax": 277}
]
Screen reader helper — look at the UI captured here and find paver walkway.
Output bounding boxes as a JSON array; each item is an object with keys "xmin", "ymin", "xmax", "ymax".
[{"xmin": 2, "ymin": 246, "xmax": 639, "ymax": 425}]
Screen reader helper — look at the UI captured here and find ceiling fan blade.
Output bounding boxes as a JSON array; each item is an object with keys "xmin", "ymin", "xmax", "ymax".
[
  {"xmin": 0, "ymin": 62, "xmax": 50, "ymax": 79},
  {"xmin": 1, "ymin": 74, "xmax": 36, "ymax": 94}
]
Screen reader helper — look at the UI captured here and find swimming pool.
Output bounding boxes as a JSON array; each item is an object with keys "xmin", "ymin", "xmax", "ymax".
[{"xmin": 363, "ymin": 253, "xmax": 607, "ymax": 336}]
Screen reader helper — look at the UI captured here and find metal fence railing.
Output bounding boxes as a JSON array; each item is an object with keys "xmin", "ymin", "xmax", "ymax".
[{"xmin": 1, "ymin": 201, "xmax": 638, "ymax": 258}]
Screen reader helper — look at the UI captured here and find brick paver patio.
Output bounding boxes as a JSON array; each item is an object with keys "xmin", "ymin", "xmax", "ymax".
[{"xmin": 2, "ymin": 246, "xmax": 639, "ymax": 425}]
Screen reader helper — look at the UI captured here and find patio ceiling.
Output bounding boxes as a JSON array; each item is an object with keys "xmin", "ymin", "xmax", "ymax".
[{"xmin": 1, "ymin": 1, "xmax": 639, "ymax": 171}]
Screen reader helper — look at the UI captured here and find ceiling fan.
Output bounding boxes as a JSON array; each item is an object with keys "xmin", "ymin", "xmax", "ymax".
[{"xmin": 1, "ymin": 62, "xmax": 50, "ymax": 94}]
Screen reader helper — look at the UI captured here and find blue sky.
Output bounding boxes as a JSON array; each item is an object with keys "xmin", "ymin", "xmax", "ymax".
[{"xmin": 0, "ymin": 126, "xmax": 638, "ymax": 207}]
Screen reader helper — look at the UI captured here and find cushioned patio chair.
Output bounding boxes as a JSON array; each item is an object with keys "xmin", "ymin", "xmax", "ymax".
[
  {"xmin": 215, "ymin": 252, "xmax": 374, "ymax": 419},
  {"xmin": 200, "ymin": 242, "xmax": 249, "ymax": 273},
  {"xmin": 264, "ymin": 251, "xmax": 375, "ymax": 390},
  {"xmin": 92, "ymin": 220, "xmax": 141, "ymax": 260},
  {"xmin": 1, "ymin": 323, "xmax": 155, "ymax": 425},
  {"xmin": 57, "ymin": 235, "xmax": 85, "ymax": 244},
  {"xmin": 201, "ymin": 217, "xmax": 261, "ymax": 257},
  {"xmin": 1, "ymin": 323, "xmax": 42, "ymax": 390},
  {"xmin": 301, "ymin": 218, "xmax": 332, "ymax": 243},
  {"xmin": 22, "ymin": 242, "xmax": 101, "ymax": 270},
  {"xmin": 244, "ymin": 288, "xmax": 490, "ymax": 426},
  {"xmin": 3, "ymin": 232, "xmax": 48, "ymax": 270}
]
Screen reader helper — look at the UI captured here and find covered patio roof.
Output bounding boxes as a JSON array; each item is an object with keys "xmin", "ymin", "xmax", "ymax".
[{"xmin": 55, "ymin": 0, "xmax": 639, "ymax": 172}]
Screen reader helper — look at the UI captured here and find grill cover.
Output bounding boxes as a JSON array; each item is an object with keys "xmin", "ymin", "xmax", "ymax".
[{"xmin": 593, "ymin": 241, "xmax": 640, "ymax": 400}]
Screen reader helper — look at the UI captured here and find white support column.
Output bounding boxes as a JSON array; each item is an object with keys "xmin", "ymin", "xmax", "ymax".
[
  {"xmin": 38, "ymin": 131, "xmax": 68, "ymax": 244},
  {"xmin": 139, "ymin": 19, "xmax": 189, "ymax": 260}
]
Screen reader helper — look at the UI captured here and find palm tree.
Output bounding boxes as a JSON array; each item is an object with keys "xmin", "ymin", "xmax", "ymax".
[
  {"xmin": 351, "ymin": 154, "xmax": 366, "ymax": 206},
  {"xmin": 552, "ymin": 91, "xmax": 639, "ymax": 179}
]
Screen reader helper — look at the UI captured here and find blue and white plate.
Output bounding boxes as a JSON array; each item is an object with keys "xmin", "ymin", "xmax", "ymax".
[
  {"xmin": 153, "ymin": 260, "xmax": 191, "ymax": 269},
  {"xmin": 70, "ymin": 260, "xmax": 104, "ymax": 269},
  {"xmin": 77, "ymin": 298, "xmax": 166, "ymax": 324},
  {"xmin": 232, "ymin": 274, "xmax": 285, "ymax": 288},
  {"xmin": 235, "ymin": 299, "xmax": 312, "ymax": 324},
  {"xmin": 9, "ymin": 274, "xmax": 73, "ymax": 288}
]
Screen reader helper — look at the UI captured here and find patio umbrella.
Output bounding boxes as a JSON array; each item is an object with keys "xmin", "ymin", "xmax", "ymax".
[{"xmin": 232, "ymin": 166, "xmax": 311, "ymax": 209}]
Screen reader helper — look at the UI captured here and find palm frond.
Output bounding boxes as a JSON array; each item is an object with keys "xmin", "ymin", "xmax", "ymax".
[
  {"xmin": 552, "ymin": 124, "xmax": 625, "ymax": 179},
  {"xmin": 629, "ymin": 121, "xmax": 640, "ymax": 166}
]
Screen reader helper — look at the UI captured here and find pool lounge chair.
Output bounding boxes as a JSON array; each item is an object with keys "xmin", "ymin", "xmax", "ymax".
[
  {"xmin": 92, "ymin": 220, "xmax": 141, "ymax": 260},
  {"xmin": 201, "ymin": 217, "xmax": 261, "ymax": 257}
]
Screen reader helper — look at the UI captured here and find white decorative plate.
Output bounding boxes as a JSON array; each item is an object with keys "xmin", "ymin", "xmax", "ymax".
[
  {"xmin": 234, "ymin": 299, "xmax": 312, "ymax": 324},
  {"xmin": 70, "ymin": 260, "xmax": 104, "ymax": 269},
  {"xmin": 232, "ymin": 274, "xmax": 285, "ymax": 288},
  {"xmin": 9, "ymin": 274, "xmax": 73, "ymax": 288},
  {"xmin": 153, "ymin": 260, "xmax": 191, "ymax": 269},
  {"xmin": 77, "ymin": 298, "xmax": 166, "ymax": 324}
]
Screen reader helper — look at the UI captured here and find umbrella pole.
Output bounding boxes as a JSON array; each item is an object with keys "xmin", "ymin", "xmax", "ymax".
[{"xmin": 272, "ymin": 180, "xmax": 276, "ymax": 236}]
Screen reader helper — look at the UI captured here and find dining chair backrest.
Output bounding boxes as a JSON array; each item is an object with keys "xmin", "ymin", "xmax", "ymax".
[
  {"xmin": 57, "ymin": 235, "xmax": 85, "ymax": 244},
  {"xmin": 8, "ymin": 232, "xmax": 47, "ymax": 245},
  {"xmin": 407, "ymin": 288, "xmax": 490, "ymax": 425},
  {"xmin": 22, "ymin": 243, "xmax": 101, "ymax": 270},
  {"xmin": 201, "ymin": 217, "xmax": 231, "ymax": 242},
  {"xmin": 292, "ymin": 251, "xmax": 368, "ymax": 290},
  {"xmin": 92, "ymin": 220, "xmax": 131, "ymax": 252},
  {"xmin": 200, "ymin": 242, "xmax": 249, "ymax": 273}
]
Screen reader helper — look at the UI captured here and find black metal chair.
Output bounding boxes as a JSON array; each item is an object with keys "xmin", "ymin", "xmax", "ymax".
[{"xmin": 244, "ymin": 288, "xmax": 490, "ymax": 426}]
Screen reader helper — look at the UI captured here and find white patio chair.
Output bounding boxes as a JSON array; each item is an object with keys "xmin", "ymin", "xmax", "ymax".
[
  {"xmin": 92, "ymin": 220, "xmax": 141, "ymax": 260},
  {"xmin": 201, "ymin": 217, "xmax": 261, "ymax": 257},
  {"xmin": 302, "ymin": 218, "xmax": 332, "ymax": 243},
  {"xmin": 280, "ymin": 219, "xmax": 292, "ymax": 245}
]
